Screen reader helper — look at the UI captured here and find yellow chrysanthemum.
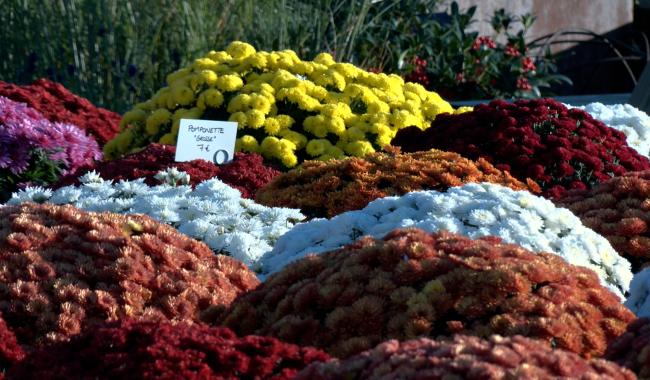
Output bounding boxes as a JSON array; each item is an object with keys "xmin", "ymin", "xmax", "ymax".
[
  {"xmin": 280, "ymin": 130, "xmax": 307, "ymax": 149},
  {"xmin": 263, "ymin": 117, "xmax": 282, "ymax": 135},
  {"xmin": 245, "ymin": 109, "xmax": 265, "ymax": 129},
  {"xmin": 226, "ymin": 41, "xmax": 256, "ymax": 59},
  {"xmin": 159, "ymin": 132, "xmax": 177, "ymax": 145},
  {"xmin": 236, "ymin": 135, "xmax": 259, "ymax": 152},
  {"xmin": 120, "ymin": 108, "xmax": 147, "ymax": 130},
  {"xmin": 306, "ymin": 139, "xmax": 331, "ymax": 157},
  {"xmin": 197, "ymin": 89, "xmax": 225, "ymax": 110},
  {"xmin": 280, "ymin": 151, "xmax": 298, "ymax": 168},
  {"xmin": 166, "ymin": 67, "xmax": 191, "ymax": 86},
  {"xmin": 171, "ymin": 85, "xmax": 194, "ymax": 106},
  {"xmin": 345, "ymin": 140, "xmax": 375, "ymax": 157},
  {"xmin": 455, "ymin": 106, "xmax": 474, "ymax": 114},
  {"xmin": 217, "ymin": 75, "xmax": 244, "ymax": 92},
  {"xmin": 107, "ymin": 43, "xmax": 456, "ymax": 168},
  {"xmin": 145, "ymin": 108, "xmax": 172, "ymax": 135}
]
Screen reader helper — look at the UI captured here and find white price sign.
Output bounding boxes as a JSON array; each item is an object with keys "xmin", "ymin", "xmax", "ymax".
[{"xmin": 174, "ymin": 119, "xmax": 238, "ymax": 164}]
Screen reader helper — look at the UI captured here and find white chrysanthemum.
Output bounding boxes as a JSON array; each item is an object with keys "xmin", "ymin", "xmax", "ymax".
[
  {"xmin": 261, "ymin": 182, "xmax": 632, "ymax": 299},
  {"xmin": 78, "ymin": 170, "xmax": 104, "ymax": 184},
  {"xmin": 625, "ymin": 268, "xmax": 650, "ymax": 317},
  {"xmin": 4, "ymin": 170, "xmax": 304, "ymax": 270},
  {"xmin": 154, "ymin": 167, "xmax": 190, "ymax": 186},
  {"xmin": 48, "ymin": 187, "xmax": 83, "ymax": 204},
  {"xmin": 8, "ymin": 186, "xmax": 53, "ymax": 204},
  {"xmin": 572, "ymin": 102, "xmax": 650, "ymax": 158},
  {"xmin": 114, "ymin": 178, "xmax": 149, "ymax": 197}
]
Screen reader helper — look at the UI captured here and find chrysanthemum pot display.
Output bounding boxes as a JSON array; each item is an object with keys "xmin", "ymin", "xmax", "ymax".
[
  {"xmin": 0, "ymin": 79, "xmax": 121, "ymax": 146},
  {"xmin": 296, "ymin": 335, "xmax": 636, "ymax": 380},
  {"xmin": 9, "ymin": 169, "xmax": 304, "ymax": 268},
  {"xmin": 392, "ymin": 98, "xmax": 650, "ymax": 199},
  {"xmin": 0, "ymin": 202, "xmax": 259, "ymax": 350},
  {"xmin": 557, "ymin": 170, "xmax": 650, "ymax": 272},
  {"xmin": 54, "ymin": 143, "xmax": 279, "ymax": 198},
  {"xmin": 0, "ymin": 96, "xmax": 102, "ymax": 202},
  {"xmin": 262, "ymin": 182, "xmax": 632, "ymax": 299},
  {"xmin": 605, "ymin": 317, "xmax": 650, "ymax": 379},
  {"xmin": 220, "ymin": 228, "xmax": 634, "ymax": 359},
  {"xmin": 105, "ymin": 41, "xmax": 461, "ymax": 168},
  {"xmin": 7, "ymin": 320, "xmax": 330, "ymax": 380},
  {"xmin": 255, "ymin": 148, "xmax": 538, "ymax": 219}
]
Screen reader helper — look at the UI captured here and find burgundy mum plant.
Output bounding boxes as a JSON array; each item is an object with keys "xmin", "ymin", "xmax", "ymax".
[
  {"xmin": 7, "ymin": 320, "xmax": 330, "ymax": 380},
  {"xmin": 53, "ymin": 143, "xmax": 279, "ymax": 198},
  {"xmin": 392, "ymin": 98, "xmax": 650, "ymax": 198},
  {"xmin": 0, "ymin": 315, "xmax": 24, "ymax": 380}
]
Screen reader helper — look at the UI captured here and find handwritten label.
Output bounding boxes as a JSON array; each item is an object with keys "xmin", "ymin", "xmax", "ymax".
[{"xmin": 175, "ymin": 119, "xmax": 237, "ymax": 164}]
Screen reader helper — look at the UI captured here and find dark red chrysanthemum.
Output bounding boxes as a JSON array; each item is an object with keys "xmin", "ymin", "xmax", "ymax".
[
  {"xmin": 53, "ymin": 143, "xmax": 280, "ymax": 198},
  {"xmin": 7, "ymin": 320, "xmax": 330, "ymax": 380},
  {"xmin": 0, "ymin": 314, "xmax": 24, "ymax": 380},
  {"xmin": 392, "ymin": 98, "xmax": 650, "ymax": 198}
]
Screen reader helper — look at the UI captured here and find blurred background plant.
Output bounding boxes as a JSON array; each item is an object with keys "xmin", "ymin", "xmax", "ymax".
[
  {"xmin": 0, "ymin": 0, "xmax": 570, "ymax": 113},
  {"xmin": 394, "ymin": 3, "xmax": 572, "ymax": 99}
]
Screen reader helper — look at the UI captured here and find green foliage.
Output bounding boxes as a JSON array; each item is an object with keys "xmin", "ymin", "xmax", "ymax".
[
  {"xmin": 0, "ymin": 0, "xmax": 570, "ymax": 112},
  {"xmin": 0, "ymin": 149, "xmax": 64, "ymax": 202},
  {"xmin": 396, "ymin": 3, "xmax": 572, "ymax": 100}
]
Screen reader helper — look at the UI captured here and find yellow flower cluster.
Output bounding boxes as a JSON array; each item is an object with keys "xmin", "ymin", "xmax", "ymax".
[{"xmin": 105, "ymin": 41, "xmax": 463, "ymax": 167}]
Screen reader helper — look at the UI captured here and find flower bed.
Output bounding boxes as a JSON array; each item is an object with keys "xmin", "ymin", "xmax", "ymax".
[
  {"xmin": 392, "ymin": 98, "xmax": 650, "ymax": 198},
  {"xmin": 220, "ymin": 228, "xmax": 634, "ymax": 358},
  {"xmin": 256, "ymin": 148, "xmax": 537, "ymax": 218},
  {"xmin": 9, "ymin": 170, "xmax": 304, "ymax": 268},
  {"xmin": 0, "ymin": 202, "xmax": 258, "ymax": 350},
  {"xmin": 262, "ymin": 182, "xmax": 632, "ymax": 298},
  {"xmin": 54, "ymin": 143, "xmax": 279, "ymax": 198},
  {"xmin": 105, "ymin": 41, "xmax": 458, "ymax": 168},
  {"xmin": 296, "ymin": 335, "xmax": 635, "ymax": 380},
  {"xmin": 8, "ymin": 320, "xmax": 330, "ymax": 380},
  {"xmin": 0, "ymin": 79, "xmax": 121, "ymax": 146}
]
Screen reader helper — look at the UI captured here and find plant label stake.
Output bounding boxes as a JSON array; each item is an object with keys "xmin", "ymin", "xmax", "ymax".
[{"xmin": 175, "ymin": 119, "xmax": 237, "ymax": 164}]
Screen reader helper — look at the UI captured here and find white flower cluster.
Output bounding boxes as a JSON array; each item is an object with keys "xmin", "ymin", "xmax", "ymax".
[
  {"xmin": 624, "ymin": 267, "xmax": 650, "ymax": 317},
  {"xmin": 7, "ymin": 169, "xmax": 304, "ymax": 268},
  {"xmin": 261, "ymin": 182, "xmax": 632, "ymax": 299},
  {"xmin": 573, "ymin": 102, "xmax": 650, "ymax": 158}
]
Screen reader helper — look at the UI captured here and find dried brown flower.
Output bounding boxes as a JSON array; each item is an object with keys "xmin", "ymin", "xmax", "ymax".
[
  {"xmin": 256, "ymin": 148, "xmax": 538, "ymax": 218},
  {"xmin": 296, "ymin": 335, "xmax": 636, "ymax": 380},
  {"xmin": 0, "ymin": 203, "xmax": 259, "ymax": 350},
  {"xmin": 219, "ymin": 228, "xmax": 634, "ymax": 358}
]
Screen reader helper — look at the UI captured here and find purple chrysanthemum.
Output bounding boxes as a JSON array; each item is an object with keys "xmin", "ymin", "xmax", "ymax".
[{"xmin": 0, "ymin": 96, "xmax": 101, "ymax": 176}]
